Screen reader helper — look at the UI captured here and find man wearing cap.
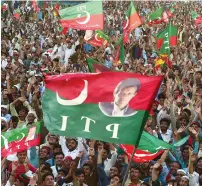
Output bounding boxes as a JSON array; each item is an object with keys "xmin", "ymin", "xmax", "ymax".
[
  {"xmin": 1, "ymin": 105, "xmax": 11, "ymax": 121},
  {"xmin": 99, "ymin": 78, "xmax": 141, "ymax": 117}
]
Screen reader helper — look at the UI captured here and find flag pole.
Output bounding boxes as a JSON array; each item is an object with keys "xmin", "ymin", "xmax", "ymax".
[{"xmin": 121, "ymin": 145, "xmax": 137, "ymax": 186}]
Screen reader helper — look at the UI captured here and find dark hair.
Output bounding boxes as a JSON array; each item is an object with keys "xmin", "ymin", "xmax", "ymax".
[
  {"xmin": 130, "ymin": 166, "xmax": 141, "ymax": 173},
  {"xmin": 103, "ymin": 146, "xmax": 110, "ymax": 155},
  {"xmin": 171, "ymin": 161, "xmax": 182, "ymax": 169},
  {"xmin": 160, "ymin": 118, "xmax": 170, "ymax": 125},
  {"xmin": 141, "ymin": 182, "xmax": 150, "ymax": 186},
  {"xmin": 183, "ymin": 108, "xmax": 191, "ymax": 117},
  {"xmin": 58, "ymin": 168, "xmax": 68, "ymax": 176},
  {"xmin": 75, "ymin": 168, "xmax": 85, "ymax": 176},
  {"xmin": 83, "ymin": 163, "xmax": 93, "ymax": 171},
  {"xmin": 158, "ymin": 93, "xmax": 166, "ymax": 100},
  {"xmin": 17, "ymin": 106, "xmax": 29, "ymax": 115},
  {"xmin": 111, "ymin": 174, "xmax": 121, "ymax": 181},
  {"xmin": 54, "ymin": 152, "xmax": 64, "ymax": 159},
  {"xmin": 53, "ymin": 144, "xmax": 61, "ymax": 150},
  {"xmin": 53, "ymin": 58, "xmax": 59, "ymax": 63},
  {"xmin": 196, "ymin": 71, "xmax": 202, "ymax": 76},
  {"xmin": 42, "ymin": 173, "xmax": 54, "ymax": 182},
  {"xmin": 11, "ymin": 116, "xmax": 19, "ymax": 123}
]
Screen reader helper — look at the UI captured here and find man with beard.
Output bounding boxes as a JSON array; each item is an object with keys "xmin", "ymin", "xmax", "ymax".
[
  {"xmin": 125, "ymin": 166, "xmax": 143, "ymax": 186},
  {"xmin": 60, "ymin": 137, "xmax": 85, "ymax": 160}
]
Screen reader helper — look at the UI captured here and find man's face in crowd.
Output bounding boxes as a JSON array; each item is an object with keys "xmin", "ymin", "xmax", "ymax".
[
  {"xmin": 117, "ymin": 154, "xmax": 124, "ymax": 164},
  {"xmin": 195, "ymin": 72, "xmax": 202, "ymax": 80},
  {"xmin": 40, "ymin": 148, "xmax": 49, "ymax": 159},
  {"xmin": 78, "ymin": 173, "xmax": 85, "ymax": 183},
  {"xmin": 109, "ymin": 166, "xmax": 119, "ymax": 177},
  {"xmin": 27, "ymin": 113, "xmax": 35, "ymax": 124},
  {"xmin": 114, "ymin": 86, "xmax": 137, "ymax": 110},
  {"xmin": 102, "ymin": 149, "xmax": 109, "ymax": 160},
  {"xmin": 48, "ymin": 135, "xmax": 58, "ymax": 145},
  {"xmin": 55, "ymin": 154, "xmax": 64, "ymax": 166},
  {"xmin": 179, "ymin": 177, "xmax": 189, "ymax": 186},
  {"xmin": 160, "ymin": 84, "xmax": 167, "ymax": 93},
  {"xmin": 110, "ymin": 175, "xmax": 120, "ymax": 186},
  {"xmin": 174, "ymin": 90, "xmax": 180, "ymax": 99},
  {"xmin": 182, "ymin": 149, "xmax": 189, "ymax": 160},
  {"xmin": 43, "ymin": 175, "xmax": 54, "ymax": 186},
  {"xmin": 160, "ymin": 121, "xmax": 169, "ymax": 131},
  {"xmin": 56, "ymin": 171, "xmax": 65, "ymax": 181},
  {"xmin": 197, "ymin": 159, "xmax": 202, "ymax": 169},
  {"xmin": 63, "ymin": 158, "xmax": 72, "ymax": 168},
  {"xmin": 83, "ymin": 165, "xmax": 91, "ymax": 176},
  {"xmin": 175, "ymin": 172, "xmax": 185, "ymax": 183},
  {"xmin": 66, "ymin": 139, "xmax": 77, "ymax": 151},
  {"xmin": 170, "ymin": 162, "xmax": 180, "ymax": 176},
  {"xmin": 130, "ymin": 168, "xmax": 140, "ymax": 181},
  {"xmin": 17, "ymin": 151, "xmax": 27, "ymax": 163},
  {"xmin": 19, "ymin": 109, "xmax": 27, "ymax": 118}
]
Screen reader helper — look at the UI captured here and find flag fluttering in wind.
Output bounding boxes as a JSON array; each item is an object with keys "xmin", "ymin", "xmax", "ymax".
[
  {"xmin": 42, "ymin": 73, "xmax": 162, "ymax": 145},
  {"xmin": 123, "ymin": 1, "xmax": 142, "ymax": 43},
  {"xmin": 191, "ymin": 11, "xmax": 202, "ymax": 27},
  {"xmin": 156, "ymin": 22, "xmax": 178, "ymax": 55},
  {"xmin": 148, "ymin": 7, "xmax": 163, "ymax": 25},
  {"xmin": 115, "ymin": 36, "xmax": 125, "ymax": 64},
  {"xmin": 59, "ymin": 1, "xmax": 104, "ymax": 30},
  {"xmin": 32, "ymin": 0, "xmax": 40, "ymax": 12},
  {"xmin": 154, "ymin": 54, "xmax": 172, "ymax": 71},
  {"xmin": 1, "ymin": 3, "xmax": 8, "ymax": 12},
  {"xmin": 120, "ymin": 132, "xmax": 189, "ymax": 162},
  {"xmin": 1, "ymin": 122, "xmax": 41, "ymax": 157},
  {"xmin": 13, "ymin": 8, "xmax": 21, "ymax": 19},
  {"xmin": 86, "ymin": 58, "xmax": 111, "ymax": 72},
  {"xmin": 84, "ymin": 30, "xmax": 109, "ymax": 47},
  {"xmin": 53, "ymin": 3, "xmax": 60, "ymax": 17}
]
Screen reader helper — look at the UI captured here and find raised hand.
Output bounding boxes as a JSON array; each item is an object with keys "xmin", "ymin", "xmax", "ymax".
[{"xmin": 177, "ymin": 125, "xmax": 187, "ymax": 134}]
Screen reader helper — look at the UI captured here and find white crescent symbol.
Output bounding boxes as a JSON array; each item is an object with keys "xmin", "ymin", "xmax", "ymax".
[
  {"xmin": 56, "ymin": 80, "xmax": 88, "ymax": 106},
  {"xmin": 134, "ymin": 151, "xmax": 159, "ymax": 157},
  {"xmin": 123, "ymin": 16, "xmax": 129, "ymax": 30},
  {"xmin": 15, "ymin": 133, "xmax": 25, "ymax": 143},
  {"xmin": 95, "ymin": 33, "xmax": 101, "ymax": 42},
  {"xmin": 76, "ymin": 11, "xmax": 90, "ymax": 25},
  {"xmin": 1, "ymin": 135, "xmax": 9, "ymax": 149}
]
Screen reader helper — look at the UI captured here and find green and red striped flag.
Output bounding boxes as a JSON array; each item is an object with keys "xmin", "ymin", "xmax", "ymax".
[
  {"xmin": 148, "ymin": 7, "xmax": 163, "ymax": 21},
  {"xmin": 115, "ymin": 36, "xmax": 125, "ymax": 64},
  {"xmin": 59, "ymin": 1, "xmax": 103, "ymax": 30},
  {"xmin": 53, "ymin": 3, "xmax": 60, "ymax": 17},
  {"xmin": 13, "ymin": 8, "xmax": 21, "ymax": 19},
  {"xmin": 86, "ymin": 58, "xmax": 111, "ymax": 73},
  {"xmin": 123, "ymin": 1, "xmax": 142, "ymax": 33},
  {"xmin": 84, "ymin": 30, "xmax": 109, "ymax": 47},
  {"xmin": 156, "ymin": 22, "xmax": 178, "ymax": 55},
  {"xmin": 120, "ymin": 131, "xmax": 189, "ymax": 162},
  {"xmin": 1, "ymin": 122, "xmax": 41, "ymax": 157},
  {"xmin": 42, "ymin": 73, "xmax": 162, "ymax": 145},
  {"xmin": 191, "ymin": 11, "xmax": 202, "ymax": 27}
]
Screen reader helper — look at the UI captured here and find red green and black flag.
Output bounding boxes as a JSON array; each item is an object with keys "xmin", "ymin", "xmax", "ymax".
[
  {"xmin": 191, "ymin": 11, "xmax": 202, "ymax": 27},
  {"xmin": 84, "ymin": 30, "xmax": 109, "ymax": 47},
  {"xmin": 13, "ymin": 8, "xmax": 21, "ymax": 19},
  {"xmin": 115, "ymin": 36, "xmax": 125, "ymax": 64},
  {"xmin": 59, "ymin": 1, "xmax": 103, "ymax": 30},
  {"xmin": 53, "ymin": 3, "xmax": 60, "ymax": 17},
  {"xmin": 42, "ymin": 73, "xmax": 162, "ymax": 145},
  {"xmin": 1, "ymin": 122, "xmax": 41, "ymax": 157},
  {"xmin": 86, "ymin": 58, "xmax": 111, "ymax": 73},
  {"xmin": 123, "ymin": 1, "xmax": 142, "ymax": 43},
  {"xmin": 148, "ymin": 7, "xmax": 163, "ymax": 26},
  {"xmin": 156, "ymin": 22, "xmax": 177, "ymax": 55},
  {"xmin": 120, "ymin": 131, "xmax": 189, "ymax": 162}
]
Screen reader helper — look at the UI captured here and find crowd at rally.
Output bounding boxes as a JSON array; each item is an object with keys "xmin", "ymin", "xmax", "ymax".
[{"xmin": 1, "ymin": 1, "xmax": 202, "ymax": 186}]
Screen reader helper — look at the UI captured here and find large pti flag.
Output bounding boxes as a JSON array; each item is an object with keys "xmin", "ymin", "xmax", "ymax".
[
  {"xmin": 59, "ymin": 1, "xmax": 103, "ymax": 30},
  {"xmin": 156, "ymin": 22, "xmax": 178, "ymax": 55},
  {"xmin": 1, "ymin": 122, "xmax": 41, "ymax": 157},
  {"xmin": 42, "ymin": 73, "xmax": 162, "ymax": 145}
]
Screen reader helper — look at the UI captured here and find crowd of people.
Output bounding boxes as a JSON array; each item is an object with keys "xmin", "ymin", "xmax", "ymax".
[{"xmin": 1, "ymin": 1, "xmax": 202, "ymax": 186}]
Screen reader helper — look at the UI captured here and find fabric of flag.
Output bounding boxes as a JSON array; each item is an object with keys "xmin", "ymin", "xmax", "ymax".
[
  {"xmin": 123, "ymin": 1, "xmax": 142, "ymax": 34},
  {"xmin": 84, "ymin": 30, "xmax": 109, "ymax": 47},
  {"xmin": 59, "ymin": 1, "xmax": 103, "ymax": 30},
  {"xmin": 156, "ymin": 22, "xmax": 177, "ymax": 55},
  {"xmin": 115, "ymin": 36, "xmax": 125, "ymax": 64},
  {"xmin": 42, "ymin": 73, "xmax": 162, "ymax": 145},
  {"xmin": 1, "ymin": 122, "xmax": 41, "ymax": 157},
  {"xmin": 53, "ymin": 3, "xmax": 60, "ymax": 17},
  {"xmin": 32, "ymin": 0, "xmax": 40, "ymax": 12},
  {"xmin": 148, "ymin": 7, "xmax": 163, "ymax": 21},
  {"xmin": 120, "ymin": 132, "xmax": 189, "ymax": 162},
  {"xmin": 13, "ymin": 8, "xmax": 21, "ymax": 19},
  {"xmin": 191, "ymin": 11, "xmax": 202, "ymax": 27},
  {"xmin": 58, "ymin": 26, "xmax": 68, "ymax": 35},
  {"xmin": 1, "ymin": 3, "xmax": 8, "ymax": 12},
  {"xmin": 86, "ymin": 58, "xmax": 111, "ymax": 72}
]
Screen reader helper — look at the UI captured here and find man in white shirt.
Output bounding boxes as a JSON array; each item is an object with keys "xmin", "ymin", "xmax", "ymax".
[
  {"xmin": 99, "ymin": 78, "xmax": 141, "ymax": 117},
  {"xmin": 64, "ymin": 42, "xmax": 75, "ymax": 65},
  {"xmin": 153, "ymin": 118, "xmax": 173, "ymax": 143}
]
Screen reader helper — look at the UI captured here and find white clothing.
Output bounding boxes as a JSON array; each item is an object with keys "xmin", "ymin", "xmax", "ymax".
[
  {"xmin": 153, "ymin": 129, "xmax": 173, "ymax": 143},
  {"xmin": 104, "ymin": 150, "xmax": 117, "ymax": 176},
  {"xmin": 51, "ymin": 165, "xmax": 62, "ymax": 178},
  {"xmin": 64, "ymin": 48, "xmax": 75, "ymax": 64}
]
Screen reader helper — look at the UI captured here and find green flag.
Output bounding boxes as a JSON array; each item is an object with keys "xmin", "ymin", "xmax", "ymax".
[
  {"xmin": 86, "ymin": 58, "xmax": 111, "ymax": 72},
  {"xmin": 148, "ymin": 7, "xmax": 163, "ymax": 21},
  {"xmin": 115, "ymin": 36, "xmax": 125, "ymax": 64}
]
